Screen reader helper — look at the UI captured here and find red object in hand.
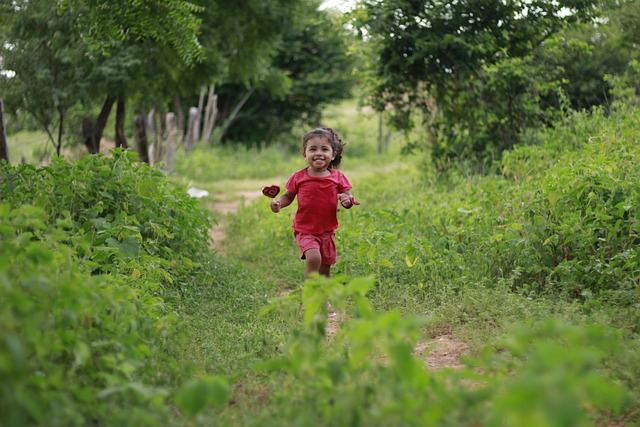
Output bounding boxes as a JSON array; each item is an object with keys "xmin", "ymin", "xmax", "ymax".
[
  {"xmin": 349, "ymin": 195, "xmax": 361, "ymax": 206},
  {"xmin": 262, "ymin": 185, "xmax": 281, "ymax": 198}
]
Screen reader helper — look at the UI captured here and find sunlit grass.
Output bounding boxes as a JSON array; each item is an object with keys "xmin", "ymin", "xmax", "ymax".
[{"xmin": 5, "ymin": 130, "xmax": 51, "ymax": 164}]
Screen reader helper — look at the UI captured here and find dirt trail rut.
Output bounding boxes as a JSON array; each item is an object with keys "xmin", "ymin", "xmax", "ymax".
[{"xmin": 208, "ymin": 190, "xmax": 263, "ymax": 251}]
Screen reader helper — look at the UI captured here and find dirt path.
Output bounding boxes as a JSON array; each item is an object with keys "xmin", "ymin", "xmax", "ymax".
[
  {"xmin": 327, "ymin": 312, "xmax": 469, "ymax": 370},
  {"xmin": 416, "ymin": 335, "xmax": 469, "ymax": 369},
  {"xmin": 207, "ymin": 190, "xmax": 263, "ymax": 251}
]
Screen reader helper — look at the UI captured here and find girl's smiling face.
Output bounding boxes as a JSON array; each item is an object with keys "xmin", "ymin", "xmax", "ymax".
[{"xmin": 304, "ymin": 136, "xmax": 336, "ymax": 173}]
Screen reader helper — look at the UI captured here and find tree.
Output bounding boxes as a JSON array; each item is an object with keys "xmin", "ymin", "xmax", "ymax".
[
  {"xmin": 0, "ymin": 0, "xmax": 90, "ymax": 155},
  {"xmin": 59, "ymin": 0, "xmax": 204, "ymax": 154},
  {"xmin": 220, "ymin": 3, "xmax": 356, "ymax": 146},
  {"xmin": 0, "ymin": 0, "xmax": 203, "ymax": 155},
  {"xmin": 59, "ymin": 0, "xmax": 204, "ymax": 65},
  {"xmin": 535, "ymin": 0, "xmax": 640, "ymax": 113},
  {"xmin": 0, "ymin": 99, "xmax": 8, "ymax": 163},
  {"xmin": 2, "ymin": 0, "xmax": 326, "ymax": 156},
  {"xmin": 161, "ymin": 0, "xmax": 310, "ymax": 145},
  {"xmin": 353, "ymin": 0, "xmax": 600, "ymax": 165}
]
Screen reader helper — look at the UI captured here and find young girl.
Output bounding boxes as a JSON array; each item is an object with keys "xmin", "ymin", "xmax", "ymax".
[{"xmin": 270, "ymin": 127, "xmax": 357, "ymax": 289}]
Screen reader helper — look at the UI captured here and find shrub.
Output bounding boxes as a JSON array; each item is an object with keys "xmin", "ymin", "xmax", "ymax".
[
  {"xmin": 0, "ymin": 150, "xmax": 222, "ymax": 425},
  {"xmin": 0, "ymin": 204, "xmax": 176, "ymax": 426},
  {"xmin": 0, "ymin": 149, "xmax": 213, "ymax": 296}
]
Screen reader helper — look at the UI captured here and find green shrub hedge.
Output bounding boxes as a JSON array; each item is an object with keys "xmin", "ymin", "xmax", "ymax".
[{"xmin": 0, "ymin": 150, "xmax": 216, "ymax": 425}]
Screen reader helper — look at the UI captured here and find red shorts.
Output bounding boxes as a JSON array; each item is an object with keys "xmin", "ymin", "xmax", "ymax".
[{"xmin": 294, "ymin": 231, "xmax": 337, "ymax": 265}]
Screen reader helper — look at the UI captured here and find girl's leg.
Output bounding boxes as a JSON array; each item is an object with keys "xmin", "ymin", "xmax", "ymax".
[
  {"xmin": 303, "ymin": 249, "xmax": 322, "ymax": 279},
  {"xmin": 304, "ymin": 249, "xmax": 336, "ymax": 317},
  {"xmin": 319, "ymin": 264, "xmax": 336, "ymax": 317},
  {"xmin": 319, "ymin": 264, "xmax": 331, "ymax": 278}
]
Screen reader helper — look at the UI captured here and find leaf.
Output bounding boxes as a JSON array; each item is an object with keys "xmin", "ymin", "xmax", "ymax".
[
  {"xmin": 352, "ymin": 294, "xmax": 375, "ymax": 319},
  {"xmin": 345, "ymin": 276, "xmax": 375, "ymax": 295},
  {"xmin": 118, "ymin": 235, "xmax": 140, "ymax": 258},
  {"xmin": 175, "ymin": 376, "xmax": 231, "ymax": 418},
  {"xmin": 302, "ymin": 285, "xmax": 326, "ymax": 326},
  {"xmin": 405, "ymin": 254, "xmax": 419, "ymax": 268},
  {"xmin": 403, "ymin": 244, "xmax": 421, "ymax": 267},
  {"xmin": 367, "ymin": 244, "xmax": 378, "ymax": 263},
  {"xmin": 379, "ymin": 258, "xmax": 394, "ymax": 268}
]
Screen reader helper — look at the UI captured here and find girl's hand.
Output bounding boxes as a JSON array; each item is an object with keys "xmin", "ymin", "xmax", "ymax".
[
  {"xmin": 270, "ymin": 200, "xmax": 281, "ymax": 213},
  {"xmin": 339, "ymin": 192, "xmax": 360, "ymax": 209}
]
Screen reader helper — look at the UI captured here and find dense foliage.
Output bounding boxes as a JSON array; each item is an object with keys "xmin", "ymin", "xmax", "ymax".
[
  {"xmin": 351, "ymin": 0, "xmax": 610, "ymax": 163},
  {"xmin": 0, "ymin": 150, "xmax": 219, "ymax": 425},
  {"xmin": 2, "ymin": 101, "xmax": 639, "ymax": 424},
  {"xmin": 59, "ymin": 0, "xmax": 204, "ymax": 64},
  {"xmin": 221, "ymin": 5, "xmax": 356, "ymax": 146}
]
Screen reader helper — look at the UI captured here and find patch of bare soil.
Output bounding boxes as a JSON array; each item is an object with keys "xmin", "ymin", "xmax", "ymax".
[
  {"xmin": 415, "ymin": 335, "xmax": 469, "ymax": 370},
  {"xmin": 326, "ymin": 313, "xmax": 342, "ymax": 339},
  {"xmin": 326, "ymin": 317, "xmax": 468, "ymax": 370},
  {"xmin": 208, "ymin": 190, "xmax": 263, "ymax": 251}
]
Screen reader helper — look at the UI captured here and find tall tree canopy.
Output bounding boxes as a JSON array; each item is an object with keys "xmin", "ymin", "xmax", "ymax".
[
  {"xmin": 530, "ymin": 0, "xmax": 640, "ymax": 113},
  {"xmin": 220, "ymin": 4, "xmax": 357, "ymax": 146},
  {"xmin": 1, "ymin": 0, "xmax": 205, "ymax": 153},
  {"xmin": 352, "ymin": 0, "xmax": 600, "ymax": 164},
  {"xmin": 59, "ymin": 0, "xmax": 204, "ymax": 64},
  {"xmin": 1, "ymin": 0, "xmax": 328, "ymax": 154}
]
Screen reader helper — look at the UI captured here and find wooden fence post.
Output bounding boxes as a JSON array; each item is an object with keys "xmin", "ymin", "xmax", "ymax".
[
  {"xmin": 133, "ymin": 114, "xmax": 150, "ymax": 164},
  {"xmin": 195, "ymin": 86, "xmax": 205, "ymax": 143},
  {"xmin": 0, "ymin": 99, "xmax": 9, "ymax": 164},
  {"xmin": 165, "ymin": 112, "xmax": 176, "ymax": 173},
  {"xmin": 147, "ymin": 109, "xmax": 164, "ymax": 166},
  {"xmin": 184, "ymin": 107, "xmax": 199, "ymax": 152},
  {"xmin": 202, "ymin": 84, "xmax": 217, "ymax": 143}
]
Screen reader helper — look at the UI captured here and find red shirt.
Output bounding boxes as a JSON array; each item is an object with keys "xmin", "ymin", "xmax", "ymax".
[{"xmin": 286, "ymin": 168, "xmax": 352, "ymax": 234}]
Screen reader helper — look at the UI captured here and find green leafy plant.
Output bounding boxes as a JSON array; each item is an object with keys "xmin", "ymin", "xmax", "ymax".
[
  {"xmin": 0, "ymin": 204, "xmax": 174, "ymax": 426},
  {"xmin": 0, "ymin": 149, "xmax": 228, "ymax": 425}
]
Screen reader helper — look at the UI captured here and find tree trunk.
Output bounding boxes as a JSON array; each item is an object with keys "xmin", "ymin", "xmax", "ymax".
[
  {"xmin": 174, "ymin": 94, "xmax": 184, "ymax": 145},
  {"xmin": 83, "ymin": 96, "xmax": 116, "ymax": 154},
  {"xmin": 195, "ymin": 86, "xmax": 205, "ymax": 143},
  {"xmin": 56, "ymin": 105, "xmax": 64, "ymax": 156},
  {"xmin": 133, "ymin": 114, "xmax": 150, "ymax": 164},
  {"xmin": 0, "ymin": 99, "xmax": 9, "ymax": 164},
  {"xmin": 115, "ymin": 98, "xmax": 128, "ymax": 149},
  {"xmin": 213, "ymin": 86, "xmax": 255, "ymax": 145},
  {"xmin": 377, "ymin": 112, "xmax": 383, "ymax": 155}
]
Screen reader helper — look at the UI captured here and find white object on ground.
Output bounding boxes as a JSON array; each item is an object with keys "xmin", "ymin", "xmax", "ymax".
[{"xmin": 187, "ymin": 187, "xmax": 210, "ymax": 198}]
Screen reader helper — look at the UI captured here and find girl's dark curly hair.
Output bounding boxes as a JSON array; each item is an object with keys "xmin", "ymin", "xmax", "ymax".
[{"xmin": 302, "ymin": 127, "xmax": 346, "ymax": 169}]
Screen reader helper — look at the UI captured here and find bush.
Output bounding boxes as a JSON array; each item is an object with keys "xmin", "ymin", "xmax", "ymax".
[
  {"xmin": 0, "ymin": 204, "xmax": 177, "ymax": 426},
  {"xmin": 0, "ymin": 150, "xmax": 222, "ymax": 425},
  {"xmin": 0, "ymin": 149, "xmax": 213, "ymax": 295}
]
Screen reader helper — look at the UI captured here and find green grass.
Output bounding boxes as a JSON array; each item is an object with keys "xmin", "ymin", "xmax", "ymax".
[{"xmin": 5, "ymin": 130, "xmax": 51, "ymax": 164}]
